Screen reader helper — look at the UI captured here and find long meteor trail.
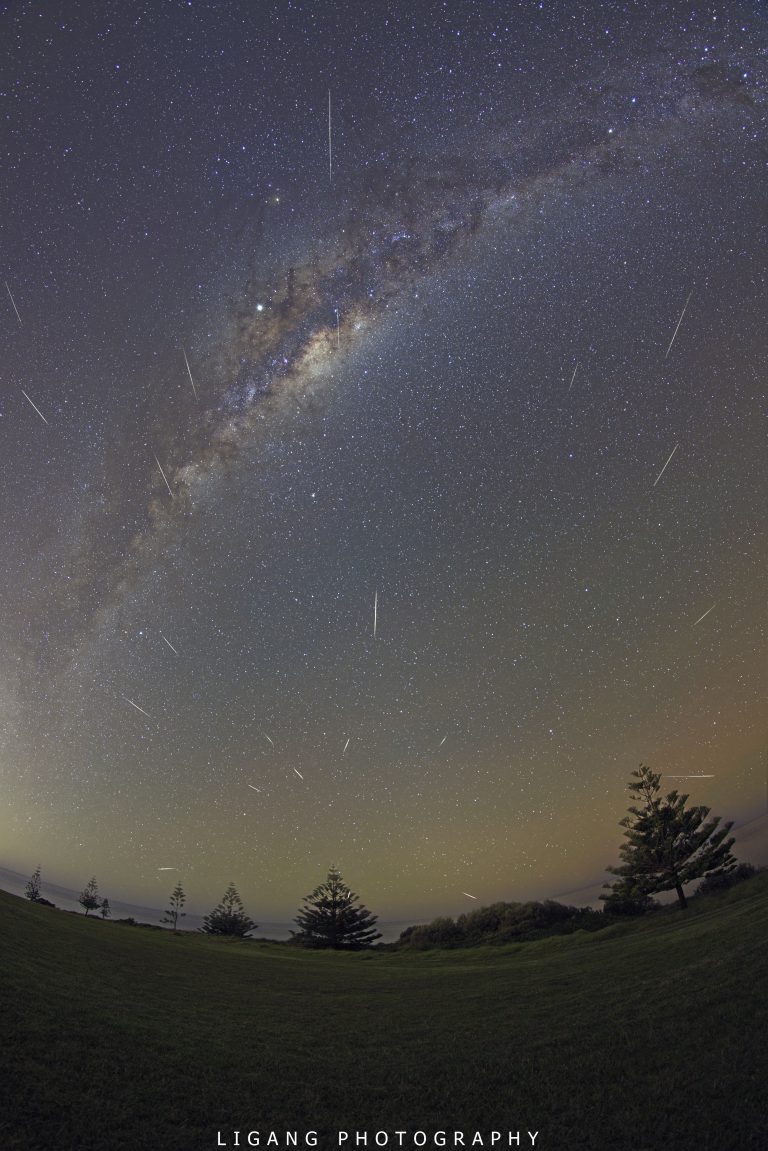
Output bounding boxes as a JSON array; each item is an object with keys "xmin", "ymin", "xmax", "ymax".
[
  {"xmin": 153, "ymin": 453, "xmax": 174, "ymax": 497},
  {"xmin": 693, "ymin": 604, "xmax": 716, "ymax": 627},
  {"xmin": 664, "ymin": 290, "xmax": 692, "ymax": 359},
  {"xmin": 5, "ymin": 281, "xmax": 21, "ymax": 324},
  {"xmin": 181, "ymin": 347, "xmax": 198, "ymax": 400},
  {"xmin": 652, "ymin": 443, "xmax": 679, "ymax": 488},
  {"xmin": 124, "ymin": 697, "xmax": 152, "ymax": 719},
  {"xmin": 328, "ymin": 89, "xmax": 332, "ymax": 184},
  {"xmin": 21, "ymin": 390, "xmax": 49, "ymax": 425}
]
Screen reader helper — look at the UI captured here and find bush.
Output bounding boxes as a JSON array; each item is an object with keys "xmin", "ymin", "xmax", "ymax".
[
  {"xmin": 697, "ymin": 863, "xmax": 759, "ymax": 896},
  {"xmin": 397, "ymin": 917, "xmax": 465, "ymax": 949},
  {"xmin": 602, "ymin": 891, "xmax": 657, "ymax": 917},
  {"xmin": 396, "ymin": 900, "xmax": 611, "ymax": 949}
]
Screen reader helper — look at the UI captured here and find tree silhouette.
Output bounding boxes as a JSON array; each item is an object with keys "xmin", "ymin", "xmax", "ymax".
[
  {"xmin": 78, "ymin": 876, "xmax": 102, "ymax": 917},
  {"xmin": 604, "ymin": 764, "xmax": 737, "ymax": 909},
  {"xmin": 200, "ymin": 883, "xmax": 256, "ymax": 937},
  {"xmin": 293, "ymin": 866, "xmax": 381, "ymax": 949},
  {"xmin": 161, "ymin": 882, "xmax": 187, "ymax": 932},
  {"xmin": 100, "ymin": 898, "xmax": 111, "ymax": 920},
  {"xmin": 25, "ymin": 865, "xmax": 42, "ymax": 902}
]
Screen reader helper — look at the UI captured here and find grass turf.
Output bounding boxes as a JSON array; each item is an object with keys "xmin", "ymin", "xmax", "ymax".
[{"xmin": 1, "ymin": 875, "xmax": 767, "ymax": 1151}]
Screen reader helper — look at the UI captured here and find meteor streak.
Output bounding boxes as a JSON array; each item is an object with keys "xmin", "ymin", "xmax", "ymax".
[
  {"xmin": 157, "ymin": 867, "xmax": 177, "ymax": 871},
  {"xmin": 568, "ymin": 362, "xmax": 578, "ymax": 391},
  {"xmin": 327, "ymin": 89, "xmax": 332, "ymax": 184},
  {"xmin": 21, "ymin": 390, "xmax": 49, "ymax": 425},
  {"xmin": 263, "ymin": 733, "xmax": 274, "ymax": 747},
  {"xmin": 124, "ymin": 697, "xmax": 152, "ymax": 719},
  {"xmin": 439, "ymin": 735, "xmax": 448, "ymax": 747},
  {"xmin": 181, "ymin": 346, "xmax": 198, "ymax": 400},
  {"xmin": 153, "ymin": 453, "xmax": 174, "ymax": 497},
  {"xmin": 462, "ymin": 892, "xmax": 478, "ymax": 900},
  {"xmin": 343, "ymin": 737, "xmax": 350, "ymax": 754},
  {"xmin": 692, "ymin": 604, "xmax": 716, "ymax": 627},
  {"xmin": 664, "ymin": 290, "xmax": 692, "ymax": 359},
  {"xmin": 248, "ymin": 784, "xmax": 262, "ymax": 792},
  {"xmin": 5, "ymin": 281, "xmax": 21, "ymax": 324},
  {"xmin": 652, "ymin": 443, "xmax": 679, "ymax": 488},
  {"xmin": 160, "ymin": 633, "xmax": 179, "ymax": 655},
  {"xmin": 373, "ymin": 589, "xmax": 378, "ymax": 638},
  {"xmin": 293, "ymin": 767, "xmax": 304, "ymax": 780}
]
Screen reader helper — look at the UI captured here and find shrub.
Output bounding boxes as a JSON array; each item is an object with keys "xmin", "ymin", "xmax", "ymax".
[{"xmin": 697, "ymin": 863, "xmax": 759, "ymax": 896}]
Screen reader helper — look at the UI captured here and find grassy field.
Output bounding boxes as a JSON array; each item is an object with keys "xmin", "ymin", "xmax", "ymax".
[{"xmin": 2, "ymin": 876, "xmax": 767, "ymax": 1151}]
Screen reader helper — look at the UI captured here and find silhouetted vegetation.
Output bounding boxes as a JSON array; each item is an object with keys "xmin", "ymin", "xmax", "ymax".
[
  {"xmin": 78, "ymin": 876, "xmax": 102, "ymax": 916},
  {"xmin": 292, "ymin": 866, "xmax": 381, "ymax": 949},
  {"xmin": 600, "ymin": 881, "xmax": 657, "ymax": 916},
  {"xmin": 200, "ymin": 883, "xmax": 256, "ymax": 937},
  {"xmin": 603, "ymin": 764, "xmax": 737, "ymax": 909},
  {"xmin": 100, "ymin": 898, "xmax": 111, "ymax": 919},
  {"xmin": 697, "ymin": 862, "xmax": 761, "ymax": 895},
  {"xmin": 114, "ymin": 917, "xmax": 163, "ymax": 930},
  {"xmin": 161, "ymin": 882, "xmax": 186, "ymax": 932},
  {"xmin": 395, "ymin": 899, "xmax": 607, "ymax": 949},
  {"xmin": 24, "ymin": 865, "xmax": 42, "ymax": 902}
]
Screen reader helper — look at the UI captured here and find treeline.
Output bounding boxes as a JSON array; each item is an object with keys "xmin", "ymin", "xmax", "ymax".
[
  {"xmin": 19, "ymin": 766, "xmax": 760, "ymax": 951},
  {"xmin": 22, "ymin": 865, "xmax": 381, "ymax": 951}
]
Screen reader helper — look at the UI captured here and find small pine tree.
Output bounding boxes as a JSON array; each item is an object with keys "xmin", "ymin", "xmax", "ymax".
[
  {"xmin": 100, "ymin": 898, "xmax": 111, "ymax": 920},
  {"xmin": 78, "ymin": 876, "xmax": 102, "ymax": 917},
  {"xmin": 603, "ymin": 764, "xmax": 737, "ymax": 909},
  {"xmin": 161, "ymin": 882, "xmax": 187, "ymax": 932},
  {"xmin": 292, "ymin": 866, "xmax": 381, "ymax": 949},
  {"xmin": 199, "ymin": 883, "xmax": 256, "ymax": 937},
  {"xmin": 25, "ymin": 865, "xmax": 42, "ymax": 902}
]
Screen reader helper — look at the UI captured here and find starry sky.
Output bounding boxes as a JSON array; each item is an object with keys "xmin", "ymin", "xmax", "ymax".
[{"xmin": 1, "ymin": 0, "xmax": 766, "ymax": 924}]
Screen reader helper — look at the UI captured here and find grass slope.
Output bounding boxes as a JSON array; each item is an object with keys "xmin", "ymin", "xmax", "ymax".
[{"xmin": 2, "ymin": 876, "xmax": 767, "ymax": 1151}]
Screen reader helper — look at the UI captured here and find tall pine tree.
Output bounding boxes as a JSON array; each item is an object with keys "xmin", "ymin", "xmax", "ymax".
[
  {"xmin": 200, "ymin": 883, "xmax": 256, "ymax": 937},
  {"xmin": 161, "ymin": 882, "xmax": 187, "ymax": 932},
  {"xmin": 293, "ymin": 866, "xmax": 381, "ymax": 949},
  {"xmin": 604, "ymin": 764, "xmax": 737, "ymax": 909}
]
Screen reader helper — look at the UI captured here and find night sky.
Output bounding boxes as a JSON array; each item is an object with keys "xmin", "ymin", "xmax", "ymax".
[{"xmin": 1, "ymin": 1, "xmax": 765, "ymax": 924}]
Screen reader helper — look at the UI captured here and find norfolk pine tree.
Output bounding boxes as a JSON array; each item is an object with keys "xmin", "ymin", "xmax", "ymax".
[
  {"xmin": 78, "ymin": 876, "xmax": 102, "ymax": 916},
  {"xmin": 200, "ymin": 883, "xmax": 256, "ymax": 937},
  {"xmin": 604, "ymin": 764, "xmax": 737, "ymax": 909},
  {"xmin": 293, "ymin": 866, "xmax": 381, "ymax": 949},
  {"xmin": 25, "ymin": 865, "xmax": 42, "ymax": 902},
  {"xmin": 161, "ymin": 881, "xmax": 187, "ymax": 932}
]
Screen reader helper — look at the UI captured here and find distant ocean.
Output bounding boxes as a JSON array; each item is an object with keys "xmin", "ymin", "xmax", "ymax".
[{"xmin": 0, "ymin": 865, "xmax": 415, "ymax": 943}]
